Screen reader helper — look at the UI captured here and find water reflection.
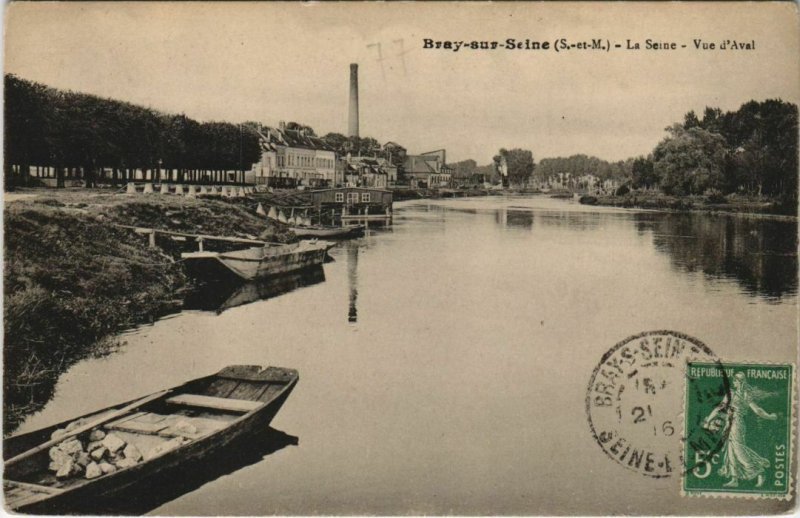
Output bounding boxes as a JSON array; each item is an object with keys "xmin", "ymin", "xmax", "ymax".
[
  {"xmin": 3, "ymin": 337, "xmax": 124, "ymax": 435},
  {"xmin": 183, "ymin": 266, "xmax": 326, "ymax": 314},
  {"xmin": 444, "ymin": 207, "xmax": 478, "ymax": 216},
  {"xmin": 535, "ymin": 210, "xmax": 601, "ymax": 231},
  {"xmin": 67, "ymin": 428, "xmax": 298, "ymax": 515},
  {"xmin": 504, "ymin": 209, "xmax": 534, "ymax": 229},
  {"xmin": 638, "ymin": 214, "xmax": 798, "ymax": 300},
  {"xmin": 346, "ymin": 244, "xmax": 359, "ymax": 323}
]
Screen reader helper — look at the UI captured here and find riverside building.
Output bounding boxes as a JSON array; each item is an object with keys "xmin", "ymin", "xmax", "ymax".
[{"xmin": 250, "ymin": 122, "xmax": 337, "ymax": 188}]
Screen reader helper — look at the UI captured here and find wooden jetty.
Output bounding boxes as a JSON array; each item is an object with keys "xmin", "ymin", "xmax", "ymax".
[{"xmin": 115, "ymin": 225, "xmax": 282, "ymax": 252}]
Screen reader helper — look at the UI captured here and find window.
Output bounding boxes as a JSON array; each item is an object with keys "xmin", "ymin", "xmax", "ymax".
[
  {"xmin": 347, "ymin": 192, "xmax": 359, "ymax": 203},
  {"xmin": 335, "ymin": 192, "xmax": 344, "ymax": 202},
  {"xmin": 361, "ymin": 193, "xmax": 370, "ymax": 203}
]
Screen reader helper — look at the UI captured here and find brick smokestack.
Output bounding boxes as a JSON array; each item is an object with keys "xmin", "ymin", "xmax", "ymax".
[{"xmin": 348, "ymin": 63, "xmax": 359, "ymax": 138}]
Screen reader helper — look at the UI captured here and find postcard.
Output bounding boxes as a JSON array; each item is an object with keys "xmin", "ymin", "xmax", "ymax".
[{"xmin": 3, "ymin": 2, "xmax": 797, "ymax": 515}]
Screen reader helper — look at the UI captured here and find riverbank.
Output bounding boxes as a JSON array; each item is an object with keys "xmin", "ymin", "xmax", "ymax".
[
  {"xmin": 389, "ymin": 187, "xmax": 504, "ymax": 201},
  {"xmin": 579, "ymin": 192, "xmax": 797, "ymax": 219},
  {"xmin": 4, "ymin": 190, "xmax": 292, "ymax": 432}
]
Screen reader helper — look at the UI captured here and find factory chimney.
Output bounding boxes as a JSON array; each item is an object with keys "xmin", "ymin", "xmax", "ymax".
[{"xmin": 348, "ymin": 63, "xmax": 360, "ymax": 138}]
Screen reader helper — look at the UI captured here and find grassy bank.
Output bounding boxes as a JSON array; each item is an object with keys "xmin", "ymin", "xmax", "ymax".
[
  {"xmin": 4, "ymin": 190, "xmax": 292, "ymax": 432},
  {"xmin": 580, "ymin": 192, "xmax": 797, "ymax": 218}
]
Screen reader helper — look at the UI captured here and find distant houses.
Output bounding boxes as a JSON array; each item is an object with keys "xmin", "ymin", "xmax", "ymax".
[
  {"xmin": 248, "ymin": 124, "xmax": 452, "ymax": 189},
  {"xmin": 532, "ymin": 172, "xmax": 621, "ymax": 194},
  {"xmin": 403, "ymin": 150, "xmax": 453, "ymax": 189},
  {"xmin": 343, "ymin": 156, "xmax": 395, "ymax": 188}
]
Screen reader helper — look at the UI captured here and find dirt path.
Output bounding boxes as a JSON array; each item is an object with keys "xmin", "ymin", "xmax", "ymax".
[{"xmin": 4, "ymin": 193, "xmax": 39, "ymax": 203}]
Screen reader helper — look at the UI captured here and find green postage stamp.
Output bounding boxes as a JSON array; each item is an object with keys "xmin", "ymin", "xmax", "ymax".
[{"xmin": 683, "ymin": 361, "xmax": 795, "ymax": 499}]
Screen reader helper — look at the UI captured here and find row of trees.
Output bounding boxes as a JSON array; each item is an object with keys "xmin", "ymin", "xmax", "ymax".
[
  {"xmin": 451, "ymin": 159, "xmax": 496, "ymax": 182},
  {"xmin": 536, "ymin": 155, "xmax": 633, "ymax": 185},
  {"xmin": 5, "ymin": 74, "xmax": 263, "ymax": 187},
  {"xmin": 494, "ymin": 148, "xmax": 536, "ymax": 187},
  {"xmin": 321, "ymin": 133, "xmax": 408, "ymax": 168},
  {"xmin": 451, "ymin": 152, "xmax": 632, "ymax": 189},
  {"xmin": 452, "ymin": 99, "xmax": 796, "ymax": 200},
  {"xmin": 446, "ymin": 150, "xmax": 539, "ymax": 187},
  {"xmin": 634, "ymin": 100, "xmax": 798, "ymax": 199}
]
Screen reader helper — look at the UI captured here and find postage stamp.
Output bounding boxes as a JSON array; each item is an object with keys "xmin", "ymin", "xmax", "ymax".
[
  {"xmin": 682, "ymin": 361, "xmax": 796, "ymax": 499},
  {"xmin": 586, "ymin": 330, "xmax": 729, "ymax": 478}
]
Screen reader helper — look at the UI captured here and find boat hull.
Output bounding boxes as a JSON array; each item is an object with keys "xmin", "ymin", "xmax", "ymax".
[
  {"xmin": 291, "ymin": 225, "xmax": 364, "ymax": 239},
  {"xmin": 181, "ymin": 241, "xmax": 331, "ymax": 282},
  {"xmin": 182, "ymin": 266, "xmax": 326, "ymax": 313}
]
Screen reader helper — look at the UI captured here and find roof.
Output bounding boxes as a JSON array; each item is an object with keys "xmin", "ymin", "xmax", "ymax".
[
  {"xmin": 352, "ymin": 157, "xmax": 380, "ymax": 166},
  {"xmin": 308, "ymin": 187, "xmax": 391, "ymax": 194},
  {"xmin": 259, "ymin": 192, "xmax": 314, "ymax": 208},
  {"xmin": 345, "ymin": 156, "xmax": 394, "ymax": 175},
  {"xmin": 259, "ymin": 128, "xmax": 335, "ymax": 152},
  {"xmin": 403, "ymin": 155, "xmax": 439, "ymax": 174}
]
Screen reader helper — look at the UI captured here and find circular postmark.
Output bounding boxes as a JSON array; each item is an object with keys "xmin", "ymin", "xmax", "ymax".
[{"xmin": 586, "ymin": 330, "xmax": 730, "ymax": 478}]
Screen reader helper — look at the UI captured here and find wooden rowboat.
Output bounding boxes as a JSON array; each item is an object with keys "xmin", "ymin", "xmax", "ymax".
[
  {"xmin": 290, "ymin": 225, "xmax": 365, "ymax": 239},
  {"xmin": 181, "ymin": 240, "xmax": 334, "ymax": 282},
  {"xmin": 3, "ymin": 365, "xmax": 298, "ymax": 514}
]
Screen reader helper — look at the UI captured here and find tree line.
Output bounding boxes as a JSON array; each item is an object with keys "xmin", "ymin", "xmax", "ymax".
[
  {"xmin": 449, "ymin": 152, "xmax": 632, "ymax": 188},
  {"xmin": 320, "ymin": 132, "xmax": 408, "ymax": 169},
  {"xmin": 446, "ymin": 99, "xmax": 797, "ymax": 200},
  {"xmin": 634, "ymin": 100, "xmax": 798, "ymax": 200},
  {"xmin": 5, "ymin": 74, "xmax": 262, "ymax": 187},
  {"xmin": 536, "ymin": 155, "xmax": 633, "ymax": 185}
]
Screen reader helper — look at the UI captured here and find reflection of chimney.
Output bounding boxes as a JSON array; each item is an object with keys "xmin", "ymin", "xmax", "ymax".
[
  {"xmin": 347, "ymin": 245, "xmax": 358, "ymax": 323},
  {"xmin": 348, "ymin": 64, "xmax": 359, "ymax": 138}
]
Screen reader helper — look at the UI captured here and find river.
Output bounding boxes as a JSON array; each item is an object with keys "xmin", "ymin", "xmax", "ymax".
[{"xmin": 14, "ymin": 195, "xmax": 797, "ymax": 515}]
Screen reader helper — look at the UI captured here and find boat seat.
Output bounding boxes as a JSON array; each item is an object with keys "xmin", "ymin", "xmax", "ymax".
[{"xmin": 165, "ymin": 394, "xmax": 262, "ymax": 413}]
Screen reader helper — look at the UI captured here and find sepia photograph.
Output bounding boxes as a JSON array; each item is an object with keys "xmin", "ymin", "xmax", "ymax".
[{"xmin": 2, "ymin": 2, "xmax": 798, "ymax": 515}]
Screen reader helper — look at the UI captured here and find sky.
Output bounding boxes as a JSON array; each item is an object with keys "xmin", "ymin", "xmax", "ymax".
[{"xmin": 4, "ymin": 2, "xmax": 799, "ymax": 164}]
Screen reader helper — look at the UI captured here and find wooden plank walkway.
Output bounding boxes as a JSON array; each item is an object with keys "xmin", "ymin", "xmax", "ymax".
[{"xmin": 114, "ymin": 225, "xmax": 286, "ymax": 248}]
